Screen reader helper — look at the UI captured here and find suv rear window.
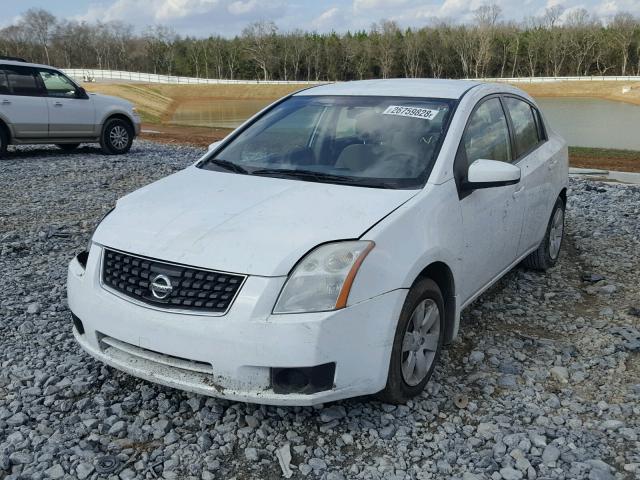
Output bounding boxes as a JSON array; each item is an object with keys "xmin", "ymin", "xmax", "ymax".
[{"xmin": 3, "ymin": 66, "xmax": 41, "ymax": 96}]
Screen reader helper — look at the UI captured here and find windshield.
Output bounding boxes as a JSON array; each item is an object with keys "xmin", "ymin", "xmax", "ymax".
[{"xmin": 200, "ymin": 95, "xmax": 455, "ymax": 189}]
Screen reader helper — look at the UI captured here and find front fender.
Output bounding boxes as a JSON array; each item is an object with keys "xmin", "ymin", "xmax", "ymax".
[{"xmin": 349, "ymin": 180, "xmax": 464, "ymax": 306}]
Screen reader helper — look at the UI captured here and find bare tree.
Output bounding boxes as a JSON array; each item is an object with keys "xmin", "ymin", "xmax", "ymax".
[
  {"xmin": 371, "ymin": 20, "xmax": 400, "ymax": 79},
  {"xmin": 474, "ymin": 5, "xmax": 502, "ymax": 77},
  {"xmin": 242, "ymin": 21, "xmax": 277, "ymax": 81},
  {"xmin": 610, "ymin": 12, "xmax": 638, "ymax": 75},
  {"xmin": 565, "ymin": 9, "xmax": 599, "ymax": 76},
  {"xmin": 2, "ymin": 6, "xmax": 640, "ymax": 82},
  {"xmin": 403, "ymin": 28, "xmax": 422, "ymax": 78},
  {"xmin": 22, "ymin": 8, "xmax": 56, "ymax": 64}
]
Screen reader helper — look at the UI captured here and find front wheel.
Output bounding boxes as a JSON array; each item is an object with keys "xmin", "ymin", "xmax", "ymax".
[
  {"xmin": 377, "ymin": 278, "xmax": 445, "ymax": 404},
  {"xmin": 100, "ymin": 118, "xmax": 133, "ymax": 155},
  {"xmin": 522, "ymin": 197, "xmax": 565, "ymax": 271}
]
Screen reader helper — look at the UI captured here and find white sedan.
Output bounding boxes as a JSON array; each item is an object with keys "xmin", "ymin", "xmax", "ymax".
[{"xmin": 67, "ymin": 79, "xmax": 568, "ymax": 405}]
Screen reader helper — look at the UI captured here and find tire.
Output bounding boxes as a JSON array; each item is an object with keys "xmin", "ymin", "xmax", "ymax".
[
  {"xmin": 0, "ymin": 127, "xmax": 7, "ymax": 159},
  {"xmin": 100, "ymin": 118, "xmax": 133, "ymax": 155},
  {"xmin": 377, "ymin": 278, "xmax": 445, "ymax": 404},
  {"xmin": 522, "ymin": 197, "xmax": 565, "ymax": 271},
  {"xmin": 56, "ymin": 143, "xmax": 81, "ymax": 152}
]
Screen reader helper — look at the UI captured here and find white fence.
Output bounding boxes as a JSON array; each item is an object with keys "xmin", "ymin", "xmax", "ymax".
[
  {"xmin": 62, "ymin": 68, "xmax": 640, "ymax": 86},
  {"xmin": 62, "ymin": 68, "xmax": 321, "ymax": 85},
  {"xmin": 479, "ymin": 75, "xmax": 640, "ymax": 83}
]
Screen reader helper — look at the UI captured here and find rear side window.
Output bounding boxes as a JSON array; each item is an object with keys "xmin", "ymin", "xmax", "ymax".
[
  {"xmin": 504, "ymin": 97, "xmax": 540, "ymax": 157},
  {"xmin": 4, "ymin": 66, "xmax": 41, "ymax": 96},
  {"xmin": 462, "ymin": 97, "xmax": 512, "ymax": 166}
]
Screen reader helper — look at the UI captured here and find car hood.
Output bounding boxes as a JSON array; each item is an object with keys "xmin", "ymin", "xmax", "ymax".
[{"xmin": 94, "ymin": 167, "xmax": 418, "ymax": 276}]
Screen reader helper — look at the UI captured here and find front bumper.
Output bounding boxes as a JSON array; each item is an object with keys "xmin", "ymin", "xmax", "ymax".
[
  {"xmin": 67, "ymin": 245, "xmax": 406, "ymax": 405},
  {"xmin": 132, "ymin": 115, "xmax": 141, "ymax": 136}
]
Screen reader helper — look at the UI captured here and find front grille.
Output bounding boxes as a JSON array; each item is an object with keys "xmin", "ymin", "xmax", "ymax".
[{"xmin": 101, "ymin": 249, "xmax": 245, "ymax": 313}]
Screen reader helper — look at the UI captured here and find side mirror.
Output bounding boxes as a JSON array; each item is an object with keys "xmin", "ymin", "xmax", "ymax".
[
  {"xmin": 76, "ymin": 87, "xmax": 89, "ymax": 99},
  {"xmin": 463, "ymin": 159, "xmax": 521, "ymax": 190},
  {"xmin": 208, "ymin": 141, "xmax": 222, "ymax": 151}
]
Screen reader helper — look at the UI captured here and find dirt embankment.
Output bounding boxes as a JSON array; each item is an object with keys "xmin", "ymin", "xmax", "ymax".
[
  {"xmin": 515, "ymin": 80, "xmax": 640, "ymax": 107},
  {"xmin": 84, "ymin": 82, "xmax": 306, "ymax": 124}
]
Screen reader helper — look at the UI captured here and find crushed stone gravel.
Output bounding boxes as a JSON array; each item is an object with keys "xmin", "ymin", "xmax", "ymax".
[{"xmin": 1, "ymin": 142, "xmax": 639, "ymax": 479}]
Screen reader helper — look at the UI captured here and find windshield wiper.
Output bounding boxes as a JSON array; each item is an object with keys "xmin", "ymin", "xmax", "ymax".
[
  {"xmin": 252, "ymin": 168, "xmax": 355, "ymax": 182},
  {"xmin": 208, "ymin": 158, "xmax": 248, "ymax": 174},
  {"xmin": 252, "ymin": 168, "xmax": 396, "ymax": 189}
]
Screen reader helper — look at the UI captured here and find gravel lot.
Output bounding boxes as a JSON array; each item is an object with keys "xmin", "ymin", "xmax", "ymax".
[{"xmin": 1, "ymin": 141, "xmax": 639, "ymax": 480}]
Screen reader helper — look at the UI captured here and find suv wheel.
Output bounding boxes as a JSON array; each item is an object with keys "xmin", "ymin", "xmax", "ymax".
[
  {"xmin": 522, "ymin": 197, "xmax": 565, "ymax": 271},
  {"xmin": 378, "ymin": 278, "xmax": 444, "ymax": 404},
  {"xmin": 0, "ymin": 127, "xmax": 7, "ymax": 159},
  {"xmin": 56, "ymin": 143, "xmax": 81, "ymax": 152},
  {"xmin": 100, "ymin": 118, "xmax": 133, "ymax": 155}
]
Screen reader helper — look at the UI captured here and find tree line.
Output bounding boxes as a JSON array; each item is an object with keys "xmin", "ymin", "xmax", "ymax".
[{"xmin": 1, "ymin": 6, "xmax": 640, "ymax": 81}]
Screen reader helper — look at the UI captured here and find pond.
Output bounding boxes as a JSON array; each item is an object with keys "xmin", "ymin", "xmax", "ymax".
[
  {"xmin": 169, "ymin": 96, "xmax": 640, "ymax": 151},
  {"xmin": 170, "ymin": 98, "xmax": 271, "ymax": 129},
  {"xmin": 536, "ymin": 97, "xmax": 640, "ymax": 150}
]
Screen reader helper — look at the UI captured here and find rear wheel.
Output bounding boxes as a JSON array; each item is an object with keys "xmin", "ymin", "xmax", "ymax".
[
  {"xmin": 56, "ymin": 143, "xmax": 81, "ymax": 152},
  {"xmin": 0, "ymin": 127, "xmax": 7, "ymax": 159},
  {"xmin": 377, "ymin": 278, "xmax": 445, "ymax": 404},
  {"xmin": 100, "ymin": 118, "xmax": 133, "ymax": 155},
  {"xmin": 522, "ymin": 197, "xmax": 565, "ymax": 271}
]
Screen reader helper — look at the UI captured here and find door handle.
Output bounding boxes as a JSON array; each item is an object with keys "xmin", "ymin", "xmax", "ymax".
[
  {"xmin": 54, "ymin": 102, "xmax": 63, "ymax": 107},
  {"xmin": 1, "ymin": 99, "xmax": 10, "ymax": 105}
]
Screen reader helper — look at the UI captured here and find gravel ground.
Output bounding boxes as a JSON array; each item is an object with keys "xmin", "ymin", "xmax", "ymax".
[{"xmin": 1, "ymin": 141, "xmax": 639, "ymax": 480}]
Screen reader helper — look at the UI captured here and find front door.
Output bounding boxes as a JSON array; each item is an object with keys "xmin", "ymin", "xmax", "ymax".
[
  {"xmin": 0, "ymin": 65, "xmax": 48, "ymax": 138},
  {"xmin": 455, "ymin": 96, "xmax": 526, "ymax": 303},
  {"xmin": 36, "ymin": 68, "xmax": 95, "ymax": 138}
]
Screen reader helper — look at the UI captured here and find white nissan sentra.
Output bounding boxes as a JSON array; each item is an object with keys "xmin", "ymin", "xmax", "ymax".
[{"xmin": 67, "ymin": 79, "xmax": 568, "ymax": 405}]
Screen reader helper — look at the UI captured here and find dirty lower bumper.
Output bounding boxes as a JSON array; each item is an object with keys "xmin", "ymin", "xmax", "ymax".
[{"xmin": 67, "ymin": 246, "xmax": 406, "ymax": 406}]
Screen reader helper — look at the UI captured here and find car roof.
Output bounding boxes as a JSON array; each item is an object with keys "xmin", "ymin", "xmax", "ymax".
[
  {"xmin": 0, "ymin": 59, "xmax": 60, "ymax": 70},
  {"xmin": 296, "ymin": 79, "xmax": 482, "ymax": 100}
]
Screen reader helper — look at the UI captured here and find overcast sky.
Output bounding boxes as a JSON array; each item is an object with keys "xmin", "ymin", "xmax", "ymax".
[{"xmin": 2, "ymin": 0, "xmax": 640, "ymax": 36}]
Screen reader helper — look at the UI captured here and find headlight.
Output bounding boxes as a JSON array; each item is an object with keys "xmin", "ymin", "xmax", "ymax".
[
  {"xmin": 87, "ymin": 207, "xmax": 114, "ymax": 251},
  {"xmin": 273, "ymin": 241, "xmax": 374, "ymax": 314},
  {"xmin": 131, "ymin": 106, "xmax": 139, "ymax": 115}
]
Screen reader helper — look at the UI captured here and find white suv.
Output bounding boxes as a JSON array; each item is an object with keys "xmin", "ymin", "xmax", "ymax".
[
  {"xmin": 68, "ymin": 79, "xmax": 568, "ymax": 405},
  {"xmin": 0, "ymin": 57, "xmax": 140, "ymax": 158}
]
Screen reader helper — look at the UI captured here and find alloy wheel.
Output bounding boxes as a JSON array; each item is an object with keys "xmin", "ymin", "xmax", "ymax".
[
  {"xmin": 548, "ymin": 207, "xmax": 564, "ymax": 260},
  {"xmin": 401, "ymin": 299, "xmax": 440, "ymax": 386},
  {"xmin": 109, "ymin": 125, "xmax": 129, "ymax": 150}
]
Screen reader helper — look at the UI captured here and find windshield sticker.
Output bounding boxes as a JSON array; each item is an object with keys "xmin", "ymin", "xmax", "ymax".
[{"xmin": 383, "ymin": 105, "xmax": 439, "ymax": 120}]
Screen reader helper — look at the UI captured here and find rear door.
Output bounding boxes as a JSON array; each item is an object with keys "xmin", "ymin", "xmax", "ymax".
[
  {"xmin": 0, "ymin": 64, "xmax": 48, "ymax": 138},
  {"xmin": 502, "ymin": 96, "xmax": 554, "ymax": 255},
  {"xmin": 35, "ymin": 68, "xmax": 96, "ymax": 137}
]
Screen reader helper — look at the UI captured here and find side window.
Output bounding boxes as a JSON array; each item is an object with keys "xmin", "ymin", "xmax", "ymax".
[
  {"xmin": 0, "ymin": 70, "xmax": 9, "ymax": 94},
  {"xmin": 462, "ymin": 97, "xmax": 511, "ymax": 167},
  {"xmin": 504, "ymin": 97, "xmax": 540, "ymax": 157},
  {"xmin": 4, "ymin": 66, "xmax": 41, "ymax": 96},
  {"xmin": 37, "ymin": 69, "xmax": 78, "ymax": 98}
]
